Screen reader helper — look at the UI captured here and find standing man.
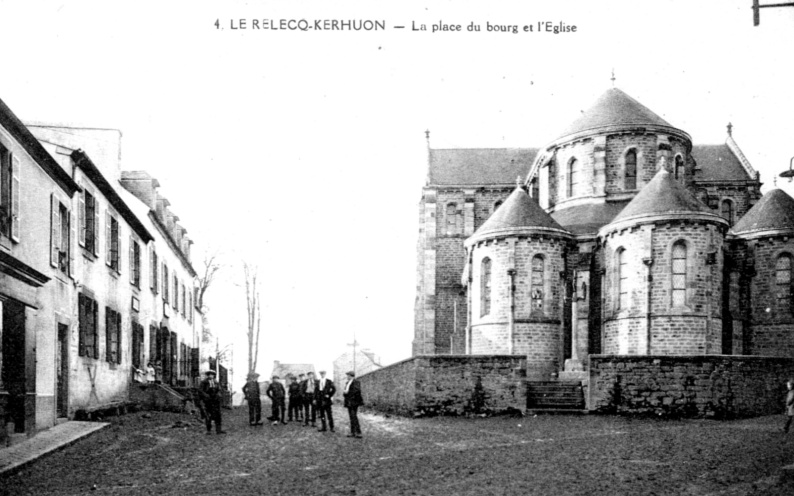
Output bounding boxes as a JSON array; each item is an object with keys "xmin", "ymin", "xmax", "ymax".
[
  {"xmin": 287, "ymin": 376, "xmax": 302, "ymax": 422},
  {"xmin": 296, "ymin": 373, "xmax": 307, "ymax": 422},
  {"xmin": 301, "ymin": 372, "xmax": 317, "ymax": 427},
  {"xmin": 785, "ymin": 378, "xmax": 794, "ymax": 433},
  {"xmin": 266, "ymin": 375, "xmax": 287, "ymax": 425},
  {"xmin": 343, "ymin": 371, "xmax": 363, "ymax": 438},
  {"xmin": 242, "ymin": 372, "xmax": 263, "ymax": 426},
  {"xmin": 316, "ymin": 370, "xmax": 336, "ymax": 433},
  {"xmin": 199, "ymin": 370, "xmax": 225, "ymax": 434}
]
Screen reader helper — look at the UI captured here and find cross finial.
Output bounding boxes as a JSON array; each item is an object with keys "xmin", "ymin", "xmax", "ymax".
[
  {"xmin": 727, "ymin": 122, "xmax": 733, "ymax": 137},
  {"xmin": 516, "ymin": 176, "xmax": 522, "ymax": 188},
  {"xmin": 425, "ymin": 129, "xmax": 430, "ymax": 141},
  {"xmin": 611, "ymin": 69, "xmax": 616, "ymax": 87}
]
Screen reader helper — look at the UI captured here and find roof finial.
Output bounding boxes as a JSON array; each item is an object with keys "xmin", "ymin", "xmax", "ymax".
[
  {"xmin": 425, "ymin": 129, "xmax": 430, "ymax": 141},
  {"xmin": 611, "ymin": 69, "xmax": 616, "ymax": 88},
  {"xmin": 727, "ymin": 122, "xmax": 733, "ymax": 137},
  {"xmin": 774, "ymin": 175, "xmax": 778, "ymax": 187},
  {"xmin": 516, "ymin": 176, "xmax": 522, "ymax": 188}
]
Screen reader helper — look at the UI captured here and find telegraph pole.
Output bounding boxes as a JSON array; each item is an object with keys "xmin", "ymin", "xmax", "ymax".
[
  {"xmin": 752, "ymin": 0, "xmax": 794, "ymax": 26},
  {"xmin": 347, "ymin": 332, "xmax": 359, "ymax": 375}
]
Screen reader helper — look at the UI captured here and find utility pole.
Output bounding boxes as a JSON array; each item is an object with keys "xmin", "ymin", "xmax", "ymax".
[
  {"xmin": 347, "ymin": 332, "xmax": 359, "ymax": 376},
  {"xmin": 752, "ymin": 0, "xmax": 794, "ymax": 26}
]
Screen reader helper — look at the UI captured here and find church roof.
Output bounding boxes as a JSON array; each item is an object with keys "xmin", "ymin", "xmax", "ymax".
[
  {"xmin": 732, "ymin": 189, "xmax": 794, "ymax": 237},
  {"xmin": 555, "ymin": 88, "xmax": 678, "ymax": 143},
  {"xmin": 466, "ymin": 185, "xmax": 569, "ymax": 244},
  {"xmin": 427, "ymin": 148, "xmax": 538, "ymax": 186},
  {"xmin": 551, "ymin": 200, "xmax": 631, "ymax": 236},
  {"xmin": 608, "ymin": 167, "xmax": 717, "ymax": 227},
  {"xmin": 692, "ymin": 144, "xmax": 755, "ymax": 182}
]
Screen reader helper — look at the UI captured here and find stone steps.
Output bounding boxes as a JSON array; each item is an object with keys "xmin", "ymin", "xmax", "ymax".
[{"xmin": 527, "ymin": 381, "xmax": 585, "ymax": 410}]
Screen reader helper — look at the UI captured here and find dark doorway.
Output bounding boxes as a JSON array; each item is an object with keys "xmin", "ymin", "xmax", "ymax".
[
  {"xmin": 2, "ymin": 299, "xmax": 27, "ymax": 433},
  {"xmin": 57, "ymin": 323, "xmax": 69, "ymax": 417}
]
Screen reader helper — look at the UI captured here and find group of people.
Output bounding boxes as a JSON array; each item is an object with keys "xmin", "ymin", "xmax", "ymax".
[{"xmin": 240, "ymin": 369, "xmax": 363, "ymax": 438}]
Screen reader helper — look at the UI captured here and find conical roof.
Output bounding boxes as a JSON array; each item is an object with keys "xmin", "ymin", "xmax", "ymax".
[
  {"xmin": 607, "ymin": 167, "xmax": 717, "ymax": 228},
  {"xmin": 466, "ymin": 186, "xmax": 569, "ymax": 245},
  {"xmin": 555, "ymin": 88, "xmax": 677, "ymax": 142},
  {"xmin": 732, "ymin": 189, "xmax": 794, "ymax": 237}
]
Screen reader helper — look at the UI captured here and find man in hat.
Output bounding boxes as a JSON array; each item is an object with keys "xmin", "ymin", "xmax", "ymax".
[
  {"xmin": 266, "ymin": 375, "xmax": 287, "ymax": 425},
  {"xmin": 301, "ymin": 371, "xmax": 317, "ymax": 427},
  {"xmin": 287, "ymin": 376, "xmax": 302, "ymax": 422},
  {"xmin": 343, "ymin": 371, "xmax": 363, "ymax": 438},
  {"xmin": 199, "ymin": 369, "xmax": 225, "ymax": 434},
  {"xmin": 316, "ymin": 370, "xmax": 336, "ymax": 432},
  {"xmin": 242, "ymin": 372, "xmax": 263, "ymax": 426},
  {"xmin": 296, "ymin": 373, "xmax": 307, "ymax": 422}
]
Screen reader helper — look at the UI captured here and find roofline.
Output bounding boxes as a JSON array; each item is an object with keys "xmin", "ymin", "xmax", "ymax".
[
  {"xmin": 599, "ymin": 211, "xmax": 728, "ymax": 237},
  {"xmin": 147, "ymin": 211, "xmax": 198, "ymax": 278},
  {"xmin": 424, "ymin": 183, "xmax": 521, "ymax": 189},
  {"xmin": 0, "ymin": 98, "xmax": 80, "ymax": 196},
  {"xmin": 730, "ymin": 227, "xmax": 794, "ymax": 240},
  {"xmin": 71, "ymin": 150, "xmax": 154, "ymax": 243},
  {"xmin": 725, "ymin": 135, "xmax": 758, "ymax": 180},
  {"xmin": 26, "ymin": 122, "xmax": 122, "ymax": 134},
  {"xmin": 465, "ymin": 226, "xmax": 572, "ymax": 247},
  {"xmin": 550, "ymin": 124, "xmax": 692, "ymax": 150}
]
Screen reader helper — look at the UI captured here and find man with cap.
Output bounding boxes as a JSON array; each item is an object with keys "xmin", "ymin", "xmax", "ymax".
[
  {"xmin": 343, "ymin": 371, "xmax": 363, "ymax": 438},
  {"xmin": 301, "ymin": 371, "xmax": 318, "ymax": 427},
  {"xmin": 199, "ymin": 369, "xmax": 225, "ymax": 434},
  {"xmin": 316, "ymin": 370, "xmax": 336, "ymax": 432},
  {"xmin": 296, "ymin": 373, "xmax": 307, "ymax": 422},
  {"xmin": 266, "ymin": 375, "xmax": 287, "ymax": 425},
  {"xmin": 287, "ymin": 376, "xmax": 302, "ymax": 422},
  {"xmin": 242, "ymin": 372, "xmax": 263, "ymax": 426}
]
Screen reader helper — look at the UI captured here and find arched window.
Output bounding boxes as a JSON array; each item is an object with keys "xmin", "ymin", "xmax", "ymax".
[
  {"xmin": 674, "ymin": 155, "xmax": 685, "ymax": 181},
  {"xmin": 567, "ymin": 158, "xmax": 580, "ymax": 198},
  {"xmin": 617, "ymin": 248, "xmax": 628, "ymax": 310},
  {"xmin": 624, "ymin": 149, "xmax": 637, "ymax": 190},
  {"xmin": 720, "ymin": 199, "xmax": 734, "ymax": 225},
  {"xmin": 480, "ymin": 258, "xmax": 492, "ymax": 317},
  {"xmin": 776, "ymin": 253, "xmax": 792, "ymax": 314},
  {"xmin": 531, "ymin": 255, "xmax": 544, "ymax": 311},
  {"xmin": 445, "ymin": 203, "xmax": 459, "ymax": 235},
  {"xmin": 672, "ymin": 241, "xmax": 687, "ymax": 307},
  {"xmin": 493, "ymin": 200, "xmax": 503, "ymax": 213},
  {"xmin": 530, "ymin": 178, "xmax": 539, "ymax": 203}
]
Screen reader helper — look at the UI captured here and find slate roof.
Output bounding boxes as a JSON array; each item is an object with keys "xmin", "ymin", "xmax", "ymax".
[
  {"xmin": 270, "ymin": 362, "xmax": 316, "ymax": 379},
  {"xmin": 428, "ymin": 148, "xmax": 538, "ymax": 186},
  {"xmin": 610, "ymin": 167, "xmax": 714, "ymax": 225},
  {"xmin": 467, "ymin": 186, "xmax": 569, "ymax": 244},
  {"xmin": 551, "ymin": 200, "xmax": 631, "ymax": 236},
  {"xmin": 555, "ymin": 88, "xmax": 677, "ymax": 142},
  {"xmin": 732, "ymin": 189, "xmax": 794, "ymax": 236},
  {"xmin": 692, "ymin": 144, "xmax": 753, "ymax": 182}
]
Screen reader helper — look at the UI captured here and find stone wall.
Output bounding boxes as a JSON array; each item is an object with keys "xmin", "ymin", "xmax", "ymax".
[
  {"xmin": 358, "ymin": 355, "xmax": 526, "ymax": 417},
  {"xmin": 589, "ymin": 354, "xmax": 794, "ymax": 418}
]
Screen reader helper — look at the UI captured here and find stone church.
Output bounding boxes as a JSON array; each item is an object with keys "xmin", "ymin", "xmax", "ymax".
[{"xmin": 414, "ymin": 87, "xmax": 794, "ymax": 380}]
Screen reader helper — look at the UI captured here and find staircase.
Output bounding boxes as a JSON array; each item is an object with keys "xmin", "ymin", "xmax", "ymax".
[{"xmin": 526, "ymin": 381, "xmax": 586, "ymax": 413}]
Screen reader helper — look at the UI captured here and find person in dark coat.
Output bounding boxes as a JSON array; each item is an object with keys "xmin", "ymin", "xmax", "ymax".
[
  {"xmin": 343, "ymin": 371, "xmax": 363, "ymax": 438},
  {"xmin": 316, "ymin": 370, "xmax": 336, "ymax": 432},
  {"xmin": 287, "ymin": 376, "xmax": 302, "ymax": 422},
  {"xmin": 296, "ymin": 373, "xmax": 307, "ymax": 421},
  {"xmin": 785, "ymin": 378, "xmax": 794, "ymax": 433},
  {"xmin": 266, "ymin": 375, "xmax": 287, "ymax": 425},
  {"xmin": 301, "ymin": 372, "xmax": 317, "ymax": 427},
  {"xmin": 199, "ymin": 370, "xmax": 225, "ymax": 434},
  {"xmin": 242, "ymin": 372, "xmax": 263, "ymax": 426}
]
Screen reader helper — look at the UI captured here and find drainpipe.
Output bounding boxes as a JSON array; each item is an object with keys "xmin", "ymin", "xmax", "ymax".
[
  {"xmin": 571, "ymin": 270, "xmax": 579, "ymax": 363},
  {"xmin": 643, "ymin": 258, "xmax": 653, "ymax": 354},
  {"xmin": 452, "ymin": 299, "xmax": 457, "ymax": 355},
  {"xmin": 508, "ymin": 268, "xmax": 516, "ymax": 354}
]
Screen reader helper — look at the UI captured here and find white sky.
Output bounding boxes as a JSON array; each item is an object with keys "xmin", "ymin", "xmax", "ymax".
[{"xmin": 1, "ymin": 0, "xmax": 793, "ymax": 391}]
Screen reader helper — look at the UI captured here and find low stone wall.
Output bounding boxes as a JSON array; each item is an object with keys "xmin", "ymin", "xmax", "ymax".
[
  {"xmin": 589, "ymin": 355, "xmax": 794, "ymax": 418},
  {"xmin": 358, "ymin": 355, "xmax": 526, "ymax": 417}
]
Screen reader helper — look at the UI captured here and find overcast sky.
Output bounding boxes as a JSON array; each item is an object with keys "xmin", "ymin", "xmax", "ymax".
[{"xmin": 1, "ymin": 0, "xmax": 793, "ymax": 390}]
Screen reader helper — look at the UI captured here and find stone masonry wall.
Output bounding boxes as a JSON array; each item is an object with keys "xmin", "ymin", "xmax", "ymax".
[
  {"xmin": 589, "ymin": 355, "xmax": 794, "ymax": 418},
  {"xmin": 358, "ymin": 355, "xmax": 527, "ymax": 417}
]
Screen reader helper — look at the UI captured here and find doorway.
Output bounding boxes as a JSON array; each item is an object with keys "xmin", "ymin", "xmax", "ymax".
[
  {"xmin": 2, "ymin": 299, "xmax": 27, "ymax": 433},
  {"xmin": 56, "ymin": 323, "xmax": 69, "ymax": 418}
]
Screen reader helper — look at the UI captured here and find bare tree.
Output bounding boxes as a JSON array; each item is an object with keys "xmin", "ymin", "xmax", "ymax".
[
  {"xmin": 197, "ymin": 253, "xmax": 221, "ymax": 345},
  {"xmin": 244, "ymin": 263, "xmax": 262, "ymax": 375}
]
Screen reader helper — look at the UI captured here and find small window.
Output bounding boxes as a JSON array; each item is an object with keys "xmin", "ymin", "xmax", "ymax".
[
  {"xmin": 720, "ymin": 200, "xmax": 734, "ymax": 225},
  {"xmin": 79, "ymin": 189, "xmax": 99, "ymax": 255},
  {"xmin": 78, "ymin": 293, "xmax": 99, "ymax": 359},
  {"xmin": 174, "ymin": 275, "xmax": 179, "ymax": 312},
  {"xmin": 106, "ymin": 307, "xmax": 122, "ymax": 364},
  {"xmin": 0, "ymin": 145, "xmax": 16, "ymax": 240},
  {"xmin": 674, "ymin": 155, "xmax": 685, "ymax": 181},
  {"xmin": 446, "ymin": 203, "xmax": 460, "ymax": 235},
  {"xmin": 776, "ymin": 253, "xmax": 792, "ymax": 314},
  {"xmin": 480, "ymin": 258, "xmax": 492, "ymax": 317},
  {"xmin": 494, "ymin": 200, "xmax": 503, "ymax": 213},
  {"xmin": 617, "ymin": 248, "xmax": 628, "ymax": 310},
  {"xmin": 163, "ymin": 263, "xmax": 170, "ymax": 304},
  {"xmin": 672, "ymin": 241, "xmax": 687, "ymax": 307},
  {"xmin": 106, "ymin": 212, "xmax": 120, "ymax": 272},
  {"xmin": 130, "ymin": 238, "xmax": 141, "ymax": 287},
  {"xmin": 567, "ymin": 158, "xmax": 581, "ymax": 198},
  {"xmin": 624, "ymin": 149, "xmax": 637, "ymax": 190},
  {"xmin": 150, "ymin": 248, "xmax": 159, "ymax": 294},
  {"xmin": 50, "ymin": 194, "xmax": 71, "ymax": 275},
  {"xmin": 531, "ymin": 255, "xmax": 544, "ymax": 311}
]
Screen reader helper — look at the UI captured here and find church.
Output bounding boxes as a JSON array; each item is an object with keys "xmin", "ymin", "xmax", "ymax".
[{"xmin": 413, "ymin": 86, "xmax": 794, "ymax": 381}]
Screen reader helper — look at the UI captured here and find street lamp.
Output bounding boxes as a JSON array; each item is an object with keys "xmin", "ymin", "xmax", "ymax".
[{"xmin": 779, "ymin": 157, "xmax": 794, "ymax": 183}]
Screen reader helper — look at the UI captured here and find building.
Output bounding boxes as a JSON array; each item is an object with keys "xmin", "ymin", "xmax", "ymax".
[
  {"xmin": 269, "ymin": 361, "xmax": 315, "ymax": 383},
  {"xmin": 414, "ymin": 86, "xmax": 787, "ymax": 378},
  {"xmin": 333, "ymin": 350, "xmax": 381, "ymax": 383}
]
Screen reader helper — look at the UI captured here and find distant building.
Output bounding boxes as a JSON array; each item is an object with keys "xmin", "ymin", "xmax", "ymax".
[
  {"xmin": 333, "ymin": 350, "xmax": 382, "ymax": 382},
  {"xmin": 269, "ymin": 360, "xmax": 315, "ymax": 384}
]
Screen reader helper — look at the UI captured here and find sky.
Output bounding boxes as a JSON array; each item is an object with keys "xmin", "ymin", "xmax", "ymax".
[{"xmin": 1, "ymin": 0, "xmax": 793, "ymax": 394}]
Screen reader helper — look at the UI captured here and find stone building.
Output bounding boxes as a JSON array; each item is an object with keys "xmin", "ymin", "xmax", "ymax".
[
  {"xmin": 414, "ymin": 86, "xmax": 791, "ymax": 379},
  {"xmin": 333, "ymin": 349, "xmax": 382, "ymax": 383}
]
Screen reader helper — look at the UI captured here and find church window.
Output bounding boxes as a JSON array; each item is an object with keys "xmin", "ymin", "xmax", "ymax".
[
  {"xmin": 674, "ymin": 155, "xmax": 685, "ymax": 182},
  {"xmin": 720, "ymin": 199, "xmax": 734, "ymax": 225},
  {"xmin": 493, "ymin": 200, "xmax": 503, "ymax": 213},
  {"xmin": 445, "ymin": 203, "xmax": 460, "ymax": 235},
  {"xmin": 624, "ymin": 149, "xmax": 637, "ymax": 190},
  {"xmin": 530, "ymin": 178, "xmax": 539, "ymax": 202},
  {"xmin": 480, "ymin": 258, "xmax": 491, "ymax": 317},
  {"xmin": 776, "ymin": 253, "xmax": 792, "ymax": 314},
  {"xmin": 531, "ymin": 255, "xmax": 544, "ymax": 311},
  {"xmin": 617, "ymin": 248, "xmax": 628, "ymax": 310},
  {"xmin": 567, "ymin": 158, "xmax": 581, "ymax": 198},
  {"xmin": 672, "ymin": 241, "xmax": 687, "ymax": 307}
]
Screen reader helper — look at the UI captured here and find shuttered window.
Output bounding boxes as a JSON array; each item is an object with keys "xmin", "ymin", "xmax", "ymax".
[
  {"xmin": 106, "ymin": 307, "xmax": 122, "ymax": 364},
  {"xmin": 50, "ymin": 194, "xmax": 71, "ymax": 275},
  {"xmin": 79, "ymin": 189, "xmax": 99, "ymax": 255},
  {"xmin": 130, "ymin": 238, "xmax": 141, "ymax": 287},
  {"xmin": 79, "ymin": 293, "xmax": 99, "ymax": 358},
  {"xmin": 0, "ymin": 145, "xmax": 13, "ymax": 239},
  {"xmin": 132, "ymin": 321, "xmax": 144, "ymax": 369},
  {"xmin": 106, "ymin": 212, "xmax": 120, "ymax": 272},
  {"xmin": 672, "ymin": 241, "xmax": 687, "ymax": 307},
  {"xmin": 150, "ymin": 248, "xmax": 159, "ymax": 294},
  {"xmin": 163, "ymin": 264, "xmax": 169, "ymax": 303}
]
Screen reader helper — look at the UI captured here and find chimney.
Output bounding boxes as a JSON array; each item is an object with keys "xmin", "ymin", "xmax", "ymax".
[
  {"xmin": 120, "ymin": 171, "xmax": 160, "ymax": 210},
  {"xmin": 155, "ymin": 194, "xmax": 170, "ymax": 223}
]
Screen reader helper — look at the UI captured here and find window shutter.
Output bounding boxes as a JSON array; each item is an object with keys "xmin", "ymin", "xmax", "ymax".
[
  {"xmin": 117, "ymin": 224, "xmax": 122, "ymax": 273},
  {"xmin": 78, "ymin": 293, "xmax": 86, "ymax": 357},
  {"xmin": 106, "ymin": 308, "xmax": 111, "ymax": 362},
  {"xmin": 117, "ymin": 311, "xmax": 122, "ymax": 364},
  {"xmin": 92, "ymin": 300, "xmax": 99, "ymax": 359},
  {"xmin": 78, "ymin": 188, "xmax": 86, "ymax": 247},
  {"xmin": 105, "ymin": 211, "xmax": 111, "ymax": 266},
  {"xmin": 69, "ymin": 206, "xmax": 76, "ymax": 278},
  {"xmin": 93, "ymin": 198, "xmax": 100, "ymax": 256},
  {"xmin": 50, "ymin": 193, "xmax": 60, "ymax": 267},
  {"xmin": 149, "ymin": 245, "xmax": 154, "ymax": 290},
  {"xmin": 10, "ymin": 154, "xmax": 20, "ymax": 241},
  {"xmin": 129, "ymin": 236, "xmax": 135, "ymax": 284}
]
